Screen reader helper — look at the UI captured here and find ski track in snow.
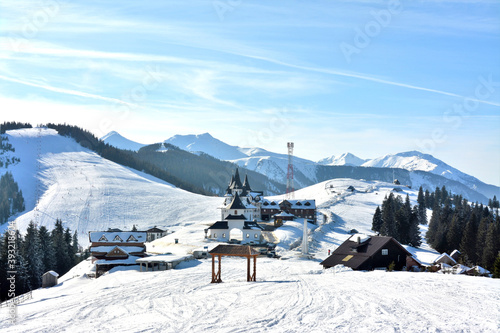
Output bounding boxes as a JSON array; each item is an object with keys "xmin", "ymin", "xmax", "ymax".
[{"xmin": 2, "ymin": 259, "xmax": 499, "ymax": 332}]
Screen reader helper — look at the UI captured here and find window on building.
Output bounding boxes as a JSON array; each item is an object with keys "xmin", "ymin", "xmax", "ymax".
[
  {"xmin": 113, "ymin": 235, "xmax": 123, "ymax": 242},
  {"xmin": 254, "ymin": 234, "xmax": 258, "ymax": 238},
  {"xmin": 246, "ymin": 233, "xmax": 250, "ymax": 238},
  {"xmin": 382, "ymin": 249, "xmax": 388, "ymax": 255},
  {"xmin": 222, "ymin": 233, "xmax": 226, "ymax": 238},
  {"xmin": 98, "ymin": 235, "xmax": 108, "ymax": 242},
  {"xmin": 214, "ymin": 233, "xmax": 217, "ymax": 238}
]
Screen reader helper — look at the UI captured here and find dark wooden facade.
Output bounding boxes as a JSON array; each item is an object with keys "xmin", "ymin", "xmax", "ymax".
[{"xmin": 321, "ymin": 236, "xmax": 412, "ymax": 271}]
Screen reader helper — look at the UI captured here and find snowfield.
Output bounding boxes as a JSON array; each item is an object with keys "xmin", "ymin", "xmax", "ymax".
[
  {"xmin": 1, "ymin": 258, "xmax": 499, "ymax": 332},
  {"xmin": 2, "ymin": 128, "xmax": 500, "ymax": 332}
]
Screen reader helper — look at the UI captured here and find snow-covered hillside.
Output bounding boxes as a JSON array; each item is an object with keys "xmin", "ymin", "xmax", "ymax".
[
  {"xmin": 318, "ymin": 152, "xmax": 366, "ymax": 166},
  {"xmin": 2, "ymin": 257, "xmax": 499, "ymax": 333},
  {"xmin": 1, "ymin": 128, "xmax": 220, "ymax": 246},
  {"xmin": 100, "ymin": 131, "xmax": 146, "ymax": 151}
]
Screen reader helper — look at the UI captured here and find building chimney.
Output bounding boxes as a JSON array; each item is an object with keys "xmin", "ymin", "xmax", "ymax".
[{"xmin": 357, "ymin": 236, "xmax": 361, "ymax": 244}]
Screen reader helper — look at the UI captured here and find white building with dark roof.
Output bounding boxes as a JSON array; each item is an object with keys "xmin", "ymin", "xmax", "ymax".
[
  {"xmin": 88, "ymin": 231, "xmax": 147, "ymax": 277},
  {"xmin": 208, "ymin": 169, "xmax": 265, "ymax": 244}
]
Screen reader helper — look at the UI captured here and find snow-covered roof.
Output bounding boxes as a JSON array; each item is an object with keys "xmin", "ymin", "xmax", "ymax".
[
  {"xmin": 261, "ymin": 199, "xmax": 316, "ymax": 209},
  {"xmin": 90, "ymin": 246, "xmax": 145, "ymax": 254},
  {"xmin": 348, "ymin": 234, "xmax": 371, "ymax": 244},
  {"xmin": 452, "ymin": 264, "xmax": 470, "ymax": 275},
  {"xmin": 467, "ymin": 266, "xmax": 490, "ymax": 275},
  {"xmin": 136, "ymin": 254, "xmax": 193, "ymax": 263},
  {"xmin": 44, "ymin": 270, "xmax": 59, "ymax": 277},
  {"xmin": 94, "ymin": 256, "xmax": 142, "ymax": 265},
  {"xmin": 433, "ymin": 253, "xmax": 457, "ymax": 265},
  {"xmin": 89, "ymin": 231, "xmax": 147, "ymax": 243},
  {"xmin": 274, "ymin": 211, "xmax": 294, "ymax": 217}
]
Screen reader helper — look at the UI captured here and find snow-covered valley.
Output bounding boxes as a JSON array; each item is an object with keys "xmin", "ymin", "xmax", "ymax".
[{"xmin": 1, "ymin": 128, "xmax": 499, "ymax": 332}]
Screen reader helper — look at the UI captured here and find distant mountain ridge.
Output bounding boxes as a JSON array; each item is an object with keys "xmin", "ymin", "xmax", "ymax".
[
  {"xmin": 101, "ymin": 131, "xmax": 499, "ymax": 203},
  {"xmin": 100, "ymin": 131, "xmax": 146, "ymax": 151},
  {"xmin": 318, "ymin": 153, "xmax": 366, "ymax": 166}
]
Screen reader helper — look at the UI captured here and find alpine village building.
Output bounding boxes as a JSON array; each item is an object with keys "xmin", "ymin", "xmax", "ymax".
[
  {"xmin": 207, "ymin": 168, "xmax": 316, "ymax": 243},
  {"xmin": 320, "ymin": 234, "xmax": 412, "ymax": 271},
  {"xmin": 89, "ymin": 231, "xmax": 147, "ymax": 277}
]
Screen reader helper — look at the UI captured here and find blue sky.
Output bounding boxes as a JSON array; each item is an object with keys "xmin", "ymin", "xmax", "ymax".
[{"xmin": 1, "ymin": 0, "xmax": 499, "ymax": 185}]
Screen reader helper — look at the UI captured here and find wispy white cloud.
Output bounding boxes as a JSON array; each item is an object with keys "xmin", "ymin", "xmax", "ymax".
[{"xmin": 0, "ymin": 74, "xmax": 137, "ymax": 107}]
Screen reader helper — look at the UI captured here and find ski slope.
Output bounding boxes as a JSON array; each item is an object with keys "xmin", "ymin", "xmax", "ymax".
[
  {"xmin": 2, "ymin": 257, "xmax": 499, "ymax": 332},
  {"xmin": 1, "ymin": 128, "xmax": 220, "ymax": 246}
]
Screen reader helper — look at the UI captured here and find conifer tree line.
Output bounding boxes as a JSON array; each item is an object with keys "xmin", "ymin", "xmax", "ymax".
[
  {"xmin": 0, "ymin": 172, "xmax": 25, "ymax": 223},
  {"xmin": 0, "ymin": 219, "xmax": 86, "ymax": 301},
  {"xmin": 372, "ymin": 191, "xmax": 422, "ymax": 247},
  {"xmin": 0, "ymin": 135, "xmax": 21, "ymax": 168},
  {"xmin": 0, "ymin": 121, "xmax": 33, "ymax": 134},
  {"xmin": 425, "ymin": 186, "xmax": 500, "ymax": 271}
]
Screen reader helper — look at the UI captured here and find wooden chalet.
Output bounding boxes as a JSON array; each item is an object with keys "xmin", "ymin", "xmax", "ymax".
[
  {"xmin": 89, "ymin": 231, "xmax": 147, "ymax": 277},
  {"xmin": 320, "ymin": 235, "xmax": 412, "ymax": 271},
  {"xmin": 261, "ymin": 199, "xmax": 316, "ymax": 223}
]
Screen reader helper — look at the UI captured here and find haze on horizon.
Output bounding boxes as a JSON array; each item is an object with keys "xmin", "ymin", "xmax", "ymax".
[{"xmin": 0, "ymin": 0, "xmax": 499, "ymax": 186}]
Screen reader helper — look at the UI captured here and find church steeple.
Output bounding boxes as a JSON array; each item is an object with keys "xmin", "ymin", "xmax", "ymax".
[
  {"xmin": 242, "ymin": 174, "xmax": 251, "ymax": 192},
  {"xmin": 229, "ymin": 168, "xmax": 243, "ymax": 190}
]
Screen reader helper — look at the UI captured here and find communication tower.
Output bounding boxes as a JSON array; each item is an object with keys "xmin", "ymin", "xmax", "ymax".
[{"xmin": 286, "ymin": 142, "xmax": 294, "ymax": 199}]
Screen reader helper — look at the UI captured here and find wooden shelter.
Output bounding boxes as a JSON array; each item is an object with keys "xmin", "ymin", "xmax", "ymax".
[
  {"xmin": 41, "ymin": 271, "xmax": 59, "ymax": 288},
  {"xmin": 209, "ymin": 245, "xmax": 259, "ymax": 283}
]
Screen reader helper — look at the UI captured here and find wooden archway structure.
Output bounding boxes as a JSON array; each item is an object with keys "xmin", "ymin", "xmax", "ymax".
[{"xmin": 209, "ymin": 245, "xmax": 259, "ymax": 283}]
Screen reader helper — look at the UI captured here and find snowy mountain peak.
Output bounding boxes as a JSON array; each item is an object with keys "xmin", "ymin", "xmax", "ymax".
[
  {"xmin": 318, "ymin": 152, "xmax": 366, "ymax": 166},
  {"xmin": 165, "ymin": 133, "xmax": 248, "ymax": 160},
  {"xmin": 100, "ymin": 131, "xmax": 146, "ymax": 152}
]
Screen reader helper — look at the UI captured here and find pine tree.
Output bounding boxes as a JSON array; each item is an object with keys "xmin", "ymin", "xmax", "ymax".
[
  {"xmin": 64, "ymin": 228, "xmax": 75, "ymax": 272},
  {"xmin": 446, "ymin": 214, "xmax": 462, "ymax": 252},
  {"xmin": 482, "ymin": 221, "xmax": 499, "ymax": 270},
  {"xmin": 22, "ymin": 221, "xmax": 43, "ymax": 290},
  {"xmin": 372, "ymin": 206, "xmax": 383, "ymax": 233},
  {"xmin": 131, "ymin": 225, "xmax": 137, "ymax": 232},
  {"xmin": 476, "ymin": 217, "xmax": 489, "ymax": 264},
  {"xmin": 72, "ymin": 231, "xmax": 80, "ymax": 263},
  {"xmin": 13, "ymin": 230, "xmax": 30, "ymax": 295},
  {"xmin": 426, "ymin": 201, "xmax": 441, "ymax": 245},
  {"xmin": 395, "ymin": 208, "xmax": 408, "ymax": 243},
  {"xmin": 493, "ymin": 253, "xmax": 500, "ymax": 279},
  {"xmin": 381, "ymin": 193, "xmax": 396, "ymax": 237},
  {"xmin": 460, "ymin": 213, "xmax": 478, "ymax": 265},
  {"xmin": 424, "ymin": 189, "xmax": 431, "ymax": 208},
  {"xmin": 52, "ymin": 219, "xmax": 70, "ymax": 275},
  {"xmin": 408, "ymin": 206, "xmax": 422, "ymax": 247},
  {"xmin": 0, "ymin": 233, "xmax": 9, "ymax": 300},
  {"xmin": 417, "ymin": 186, "xmax": 427, "ymax": 225},
  {"xmin": 38, "ymin": 225, "xmax": 55, "ymax": 272}
]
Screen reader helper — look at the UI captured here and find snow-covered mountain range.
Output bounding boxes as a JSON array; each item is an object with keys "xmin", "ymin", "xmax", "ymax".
[{"xmin": 100, "ymin": 131, "xmax": 499, "ymax": 202}]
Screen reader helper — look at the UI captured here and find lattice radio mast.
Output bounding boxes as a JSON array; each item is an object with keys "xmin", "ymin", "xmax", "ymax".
[{"xmin": 286, "ymin": 142, "xmax": 295, "ymax": 199}]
